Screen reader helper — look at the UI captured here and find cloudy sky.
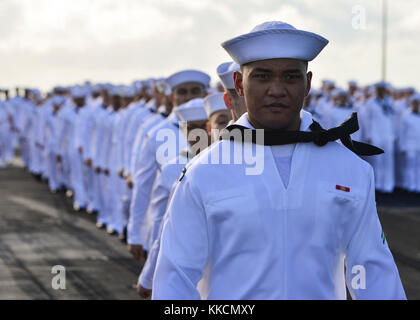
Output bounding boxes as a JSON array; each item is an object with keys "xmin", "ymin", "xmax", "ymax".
[{"xmin": 1, "ymin": 0, "xmax": 419, "ymax": 92}]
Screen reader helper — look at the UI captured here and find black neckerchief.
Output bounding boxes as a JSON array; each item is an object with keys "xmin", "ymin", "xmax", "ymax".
[{"xmin": 219, "ymin": 113, "xmax": 383, "ymax": 156}]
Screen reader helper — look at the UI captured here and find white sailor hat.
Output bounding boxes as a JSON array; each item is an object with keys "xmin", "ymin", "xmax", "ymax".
[
  {"xmin": 120, "ymin": 86, "xmax": 135, "ymax": 98},
  {"xmin": 374, "ymin": 81, "xmax": 393, "ymax": 92},
  {"xmin": 175, "ymin": 98, "xmax": 208, "ymax": 122},
  {"xmin": 322, "ymin": 79, "xmax": 335, "ymax": 87},
  {"xmin": 331, "ymin": 88, "xmax": 347, "ymax": 98},
  {"xmin": 132, "ymin": 80, "xmax": 143, "ymax": 93},
  {"xmin": 348, "ymin": 80, "xmax": 358, "ymax": 87},
  {"xmin": 374, "ymin": 81, "xmax": 388, "ymax": 88},
  {"xmin": 71, "ymin": 86, "xmax": 87, "ymax": 99},
  {"xmin": 166, "ymin": 70, "xmax": 211, "ymax": 90},
  {"xmin": 109, "ymin": 85, "xmax": 121, "ymax": 97},
  {"xmin": 54, "ymin": 86, "xmax": 66, "ymax": 92},
  {"xmin": 51, "ymin": 95, "xmax": 65, "ymax": 105},
  {"xmin": 217, "ymin": 62, "xmax": 240, "ymax": 90},
  {"xmin": 103, "ymin": 84, "xmax": 112, "ymax": 92},
  {"xmin": 203, "ymin": 93, "xmax": 227, "ymax": 118},
  {"xmin": 31, "ymin": 89, "xmax": 42, "ymax": 100},
  {"xmin": 221, "ymin": 21, "xmax": 329, "ymax": 66},
  {"xmin": 91, "ymin": 84, "xmax": 101, "ymax": 94}
]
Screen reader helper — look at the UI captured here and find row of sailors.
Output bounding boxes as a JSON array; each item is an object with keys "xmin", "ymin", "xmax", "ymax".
[
  {"xmin": 5, "ymin": 74, "xmax": 420, "ymax": 195},
  {"xmin": 2, "ymin": 78, "xmax": 420, "ymax": 190},
  {"xmin": 0, "ymin": 64, "xmax": 418, "ymax": 298},
  {"xmin": 303, "ymin": 82, "xmax": 420, "ymax": 194},
  {"xmin": 0, "ymin": 66, "xmax": 243, "ymax": 297}
]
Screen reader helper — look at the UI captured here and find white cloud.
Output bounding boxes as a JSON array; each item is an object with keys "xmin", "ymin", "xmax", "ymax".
[
  {"xmin": 0, "ymin": 0, "xmax": 419, "ymax": 91},
  {"xmin": 248, "ymin": 4, "xmax": 323, "ymax": 32},
  {"xmin": 398, "ymin": 7, "xmax": 420, "ymax": 32},
  {"xmin": 1, "ymin": 0, "xmax": 196, "ymax": 53}
]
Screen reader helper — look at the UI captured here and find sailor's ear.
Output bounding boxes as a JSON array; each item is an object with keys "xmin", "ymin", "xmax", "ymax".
[
  {"xmin": 234, "ymin": 71, "xmax": 244, "ymax": 97},
  {"xmin": 305, "ymin": 71, "xmax": 313, "ymax": 97},
  {"xmin": 223, "ymin": 93, "xmax": 233, "ymax": 111}
]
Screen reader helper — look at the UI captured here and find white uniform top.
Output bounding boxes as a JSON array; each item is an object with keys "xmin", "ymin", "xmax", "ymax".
[
  {"xmin": 55, "ymin": 103, "xmax": 74, "ymax": 158},
  {"xmin": 97, "ymin": 109, "xmax": 115, "ymax": 170},
  {"xmin": 19, "ymin": 99, "xmax": 36, "ymax": 141},
  {"xmin": 324, "ymin": 105, "xmax": 362, "ymax": 141},
  {"xmin": 0, "ymin": 102, "xmax": 8, "ymax": 130},
  {"xmin": 8, "ymin": 97, "xmax": 23, "ymax": 139},
  {"xmin": 90, "ymin": 105, "xmax": 110, "ymax": 168},
  {"xmin": 0, "ymin": 103, "xmax": 8, "ymax": 152},
  {"xmin": 44, "ymin": 107, "xmax": 61, "ymax": 154},
  {"xmin": 127, "ymin": 112, "xmax": 187, "ymax": 247},
  {"xmin": 74, "ymin": 102, "xmax": 100, "ymax": 161},
  {"xmin": 139, "ymin": 151, "xmax": 191, "ymax": 289},
  {"xmin": 363, "ymin": 97, "xmax": 396, "ymax": 146},
  {"xmin": 108, "ymin": 110, "xmax": 123, "ymax": 174},
  {"xmin": 315, "ymin": 96, "xmax": 333, "ymax": 127},
  {"xmin": 153, "ymin": 110, "xmax": 406, "ymax": 300},
  {"xmin": 122, "ymin": 105, "xmax": 154, "ymax": 174},
  {"xmin": 399, "ymin": 111, "xmax": 420, "ymax": 153},
  {"xmin": 115, "ymin": 103, "xmax": 141, "ymax": 172},
  {"xmin": 35, "ymin": 102, "xmax": 52, "ymax": 149},
  {"xmin": 127, "ymin": 113, "xmax": 164, "ymax": 178},
  {"xmin": 393, "ymin": 100, "xmax": 410, "ymax": 150}
]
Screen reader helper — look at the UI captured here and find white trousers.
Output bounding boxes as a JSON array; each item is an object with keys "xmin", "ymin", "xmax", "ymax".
[
  {"xmin": 69, "ymin": 150, "xmax": 87, "ymax": 207},
  {"xmin": 371, "ymin": 139, "xmax": 395, "ymax": 193},
  {"xmin": 403, "ymin": 150, "xmax": 420, "ymax": 192}
]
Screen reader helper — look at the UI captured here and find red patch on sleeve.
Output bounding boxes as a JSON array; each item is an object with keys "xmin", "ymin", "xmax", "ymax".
[{"xmin": 336, "ymin": 185, "xmax": 350, "ymax": 192}]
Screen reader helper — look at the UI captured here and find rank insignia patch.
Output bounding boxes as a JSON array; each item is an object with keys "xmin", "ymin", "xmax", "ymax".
[
  {"xmin": 179, "ymin": 167, "xmax": 187, "ymax": 182},
  {"xmin": 336, "ymin": 185, "xmax": 350, "ymax": 192},
  {"xmin": 381, "ymin": 230, "xmax": 386, "ymax": 245}
]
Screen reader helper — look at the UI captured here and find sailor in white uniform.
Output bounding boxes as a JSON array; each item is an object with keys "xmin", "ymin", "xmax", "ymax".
[
  {"xmin": 34, "ymin": 93, "xmax": 50, "ymax": 180},
  {"xmin": 125, "ymin": 105, "xmax": 165, "ymax": 192},
  {"xmin": 78, "ymin": 87, "xmax": 103, "ymax": 213},
  {"xmin": 323, "ymin": 88, "xmax": 362, "ymax": 141},
  {"xmin": 393, "ymin": 87, "xmax": 410, "ymax": 190},
  {"xmin": 203, "ymin": 93, "xmax": 232, "ymax": 142},
  {"xmin": 363, "ymin": 82, "xmax": 396, "ymax": 193},
  {"xmin": 137, "ymin": 98, "xmax": 210, "ymax": 299},
  {"xmin": 92, "ymin": 86, "xmax": 114, "ymax": 229},
  {"xmin": 101, "ymin": 87, "xmax": 124, "ymax": 235},
  {"xmin": 399, "ymin": 94, "xmax": 420, "ymax": 193},
  {"xmin": 11, "ymin": 89, "xmax": 33, "ymax": 169},
  {"xmin": 54, "ymin": 92, "xmax": 73, "ymax": 191},
  {"xmin": 0, "ymin": 100, "xmax": 9, "ymax": 167},
  {"xmin": 302, "ymin": 89, "xmax": 322, "ymax": 124},
  {"xmin": 0, "ymin": 91, "xmax": 18, "ymax": 165},
  {"xmin": 315, "ymin": 80, "xmax": 335, "ymax": 124},
  {"xmin": 347, "ymin": 80, "xmax": 359, "ymax": 108},
  {"xmin": 45, "ymin": 95, "xmax": 66, "ymax": 192},
  {"xmin": 127, "ymin": 70, "xmax": 210, "ymax": 261},
  {"xmin": 122, "ymin": 82, "xmax": 162, "ymax": 190},
  {"xmin": 69, "ymin": 86, "xmax": 89, "ymax": 211},
  {"xmin": 121, "ymin": 83, "xmax": 174, "ymax": 241},
  {"xmin": 216, "ymin": 62, "xmax": 247, "ymax": 124},
  {"xmin": 153, "ymin": 21, "xmax": 406, "ymax": 300}
]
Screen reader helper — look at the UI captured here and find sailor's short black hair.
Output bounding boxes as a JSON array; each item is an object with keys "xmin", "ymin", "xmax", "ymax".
[{"xmin": 240, "ymin": 60, "xmax": 309, "ymax": 71}]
